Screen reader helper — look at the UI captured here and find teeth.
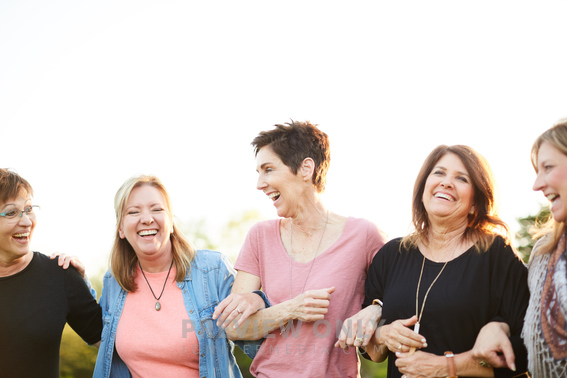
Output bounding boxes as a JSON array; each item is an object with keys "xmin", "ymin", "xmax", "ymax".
[
  {"xmin": 547, "ymin": 194, "xmax": 558, "ymax": 202},
  {"xmin": 435, "ymin": 193, "xmax": 454, "ymax": 201},
  {"xmin": 13, "ymin": 233, "xmax": 30, "ymax": 238},
  {"xmin": 138, "ymin": 230, "xmax": 158, "ymax": 236},
  {"xmin": 268, "ymin": 192, "xmax": 281, "ymax": 201}
]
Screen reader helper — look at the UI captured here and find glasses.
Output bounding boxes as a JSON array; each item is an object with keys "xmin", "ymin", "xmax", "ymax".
[{"xmin": 0, "ymin": 205, "xmax": 40, "ymax": 222}]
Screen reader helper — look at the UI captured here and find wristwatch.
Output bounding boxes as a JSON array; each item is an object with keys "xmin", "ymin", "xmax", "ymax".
[{"xmin": 444, "ymin": 351, "xmax": 457, "ymax": 378}]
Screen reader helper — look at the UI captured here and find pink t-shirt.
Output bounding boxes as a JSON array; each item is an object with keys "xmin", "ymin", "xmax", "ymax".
[
  {"xmin": 235, "ymin": 217, "xmax": 388, "ymax": 378},
  {"xmin": 116, "ymin": 266, "xmax": 200, "ymax": 378}
]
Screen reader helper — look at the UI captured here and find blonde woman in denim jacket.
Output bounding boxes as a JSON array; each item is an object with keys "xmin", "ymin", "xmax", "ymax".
[{"xmin": 93, "ymin": 174, "xmax": 265, "ymax": 378}]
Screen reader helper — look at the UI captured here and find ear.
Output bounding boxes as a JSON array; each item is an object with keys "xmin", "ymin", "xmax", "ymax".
[
  {"xmin": 300, "ymin": 158, "xmax": 315, "ymax": 182},
  {"xmin": 119, "ymin": 226, "xmax": 125, "ymax": 239}
]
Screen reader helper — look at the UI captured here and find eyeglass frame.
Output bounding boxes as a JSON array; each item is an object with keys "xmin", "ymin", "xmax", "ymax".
[{"xmin": 0, "ymin": 205, "xmax": 40, "ymax": 220}]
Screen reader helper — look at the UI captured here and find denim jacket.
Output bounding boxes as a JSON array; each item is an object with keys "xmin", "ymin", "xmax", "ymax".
[{"xmin": 92, "ymin": 250, "xmax": 264, "ymax": 378}]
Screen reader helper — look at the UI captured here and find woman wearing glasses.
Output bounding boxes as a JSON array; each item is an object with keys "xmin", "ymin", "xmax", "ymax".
[{"xmin": 0, "ymin": 168, "xmax": 102, "ymax": 378}]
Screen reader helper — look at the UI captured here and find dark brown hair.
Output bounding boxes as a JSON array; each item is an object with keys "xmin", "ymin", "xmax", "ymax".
[
  {"xmin": 251, "ymin": 120, "xmax": 330, "ymax": 193},
  {"xmin": 0, "ymin": 168, "xmax": 33, "ymax": 204},
  {"xmin": 402, "ymin": 145, "xmax": 511, "ymax": 252}
]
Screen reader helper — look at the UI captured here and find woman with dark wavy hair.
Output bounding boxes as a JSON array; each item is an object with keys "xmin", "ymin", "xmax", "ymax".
[{"xmin": 343, "ymin": 145, "xmax": 529, "ymax": 377}]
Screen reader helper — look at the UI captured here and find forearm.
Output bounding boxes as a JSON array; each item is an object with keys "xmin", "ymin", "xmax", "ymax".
[
  {"xmin": 455, "ymin": 350, "xmax": 493, "ymax": 377},
  {"xmin": 225, "ymin": 300, "xmax": 295, "ymax": 340},
  {"xmin": 362, "ymin": 335, "xmax": 389, "ymax": 362}
]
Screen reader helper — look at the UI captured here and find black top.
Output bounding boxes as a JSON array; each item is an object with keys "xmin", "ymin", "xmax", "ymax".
[
  {"xmin": 363, "ymin": 236, "xmax": 529, "ymax": 378},
  {"xmin": 0, "ymin": 252, "xmax": 102, "ymax": 377}
]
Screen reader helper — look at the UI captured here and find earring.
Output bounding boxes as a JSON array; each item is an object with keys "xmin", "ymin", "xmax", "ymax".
[{"xmin": 469, "ymin": 208, "xmax": 475, "ymax": 215}]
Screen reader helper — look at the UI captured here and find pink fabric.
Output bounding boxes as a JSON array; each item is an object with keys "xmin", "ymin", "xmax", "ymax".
[
  {"xmin": 235, "ymin": 217, "xmax": 387, "ymax": 378},
  {"xmin": 116, "ymin": 266, "xmax": 199, "ymax": 378}
]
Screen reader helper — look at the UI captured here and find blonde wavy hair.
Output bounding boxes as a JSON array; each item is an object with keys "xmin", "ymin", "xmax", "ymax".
[
  {"xmin": 402, "ymin": 145, "xmax": 511, "ymax": 253},
  {"xmin": 530, "ymin": 118, "xmax": 567, "ymax": 256},
  {"xmin": 110, "ymin": 174, "xmax": 196, "ymax": 292}
]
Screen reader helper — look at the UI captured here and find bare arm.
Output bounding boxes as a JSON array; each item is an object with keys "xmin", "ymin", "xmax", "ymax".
[
  {"xmin": 472, "ymin": 322, "xmax": 515, "ymax": 370},
  {"xmin": 213, "ymin": 271, "xmax": 335, "ymax": 340}
]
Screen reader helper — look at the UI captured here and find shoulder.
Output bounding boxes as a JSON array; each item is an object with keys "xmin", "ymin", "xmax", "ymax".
[
  {"xmin": 373, "ymin": 237, "xmax": 405, "ymax": 259},
  {"xmin": 485, "ymin": 235, "xmax": 527, "ymax": 269},
  {"xmin": 247, "ymin": 219, "xmax": 278, "ymax": 234},
  {"xmin": 347, "ymin": 217, "xmax": 388, "ymax": 240},
  {"xmin": 191, "ymin": 250, "xmax": 232, "ymax": 271},
  {"xmin": 34, "ymin": 252, "xmax": 80, "ymax": 278}
]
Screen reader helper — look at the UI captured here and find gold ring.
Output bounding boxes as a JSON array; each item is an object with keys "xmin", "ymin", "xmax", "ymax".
[
  {"xmin": 398, "ymin": 343, "xmax": 403, "ymax": 350},
  {"xmin": 355, "ymin": 337, "xmax": 363, "ymax": 344}
]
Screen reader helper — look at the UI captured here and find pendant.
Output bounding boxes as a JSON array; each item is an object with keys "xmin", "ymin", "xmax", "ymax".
[{"xmin": 155, "ymin": 301, "xmax": 161, "ymax": 311}]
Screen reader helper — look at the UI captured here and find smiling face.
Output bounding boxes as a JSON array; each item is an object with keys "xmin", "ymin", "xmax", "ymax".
[
  {"xmin": 0, "ymin": 192, "xmax": 36, "ymax": 264},
  {"xmin": 255, "ymin": 145, "xmax": 308, "ymax": 218},
  {"xmin": 422, "ymin": 153, "xmax": 475, "ymax": 225},
  {"xmin": 533, "ymin": 141, "xmax": 567, "ymax": 223},
  {"xmin": 119, "ymin": 184, "xmax": 173, "ymax": 261}
]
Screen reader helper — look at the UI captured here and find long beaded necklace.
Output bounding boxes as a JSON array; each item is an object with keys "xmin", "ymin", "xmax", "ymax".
[{"xmin": 138, "ymin": 260, "xmax": 174, "ymax": 311}]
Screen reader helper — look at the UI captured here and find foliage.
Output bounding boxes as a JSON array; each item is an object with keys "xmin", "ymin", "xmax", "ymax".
[
  {"xmin": 515, "ymin": 205, "xmax": 551, "ymax": 262},
  {"xmin": 59, "ymin": 324, "xmax": 98, "ymax": 378}
]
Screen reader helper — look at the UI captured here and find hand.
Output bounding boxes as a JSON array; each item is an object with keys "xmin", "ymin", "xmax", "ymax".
[
  {"xmin": 50, "ymin": 253, "xmax": 86, "ymax": 278},
  {"xmin": 213, "ymin": 292, "xmax": 266, "ymax": 328},
  {"xmin": 472, "ymin": 322, "xmax": 515, "ymax": 370},
  {"xmin": 288, "ymin": 287, "xmax": 335, "ymax": 322},
  {"xmin": 395, "ymin": 350, "xmax": 444, "ymax": 378},
  {"xmin": 376, "ymin": 316, "xmax": 427, "ymax": 353},
  {"xmin": 334, "ymin": 304, "xmax": 382, "ymax": 350}
]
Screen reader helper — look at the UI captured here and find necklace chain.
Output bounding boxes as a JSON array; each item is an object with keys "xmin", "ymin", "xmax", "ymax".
[
  {"xmin": 415, "ymin": 255, "xmax": 449, "ymax": 324},
  {"xmin": 139, "ymin": 260, "xmax": 174, "ymax": 311},
  {"xmin": 288, "ymin": 210, "xmax": 330, "ymax": 300}
]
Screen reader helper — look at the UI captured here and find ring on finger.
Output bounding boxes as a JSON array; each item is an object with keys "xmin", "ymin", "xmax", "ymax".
[
  {"xmin": 354, "ymin": 337, "xmax": 363, "ymax": 344},
  {"xmin": 398, "ymin": 343, "xmax": 403, "ymax": 350},
  {"xmin": 236, "ymin": 308, "xmax": 242, "ymax": 314}
]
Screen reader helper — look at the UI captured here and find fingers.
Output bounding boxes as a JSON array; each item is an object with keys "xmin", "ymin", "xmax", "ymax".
[
  {"xmin": 378, "ymin": 318, "xmax": 427, "ymax": 353},
  {"xmin": 500, "ymin": 341, "xmax": 516, "ymax": 371},
  {"xmin": 212, "ymin": 296, "xmax": 232, "ymax": 320},
  {"xmin": 214, "ymin": 293, "xmax": 265, "ymax": 328}
]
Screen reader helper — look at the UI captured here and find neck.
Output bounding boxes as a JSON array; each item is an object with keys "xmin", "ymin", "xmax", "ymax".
[
  {"xmin": 0, "ymin": 251, "xmax": 33, "ymax": 277},
  {"xmin": 289, "ymin": 199, "xmax": 329, "ymax": 236},
  {"xmin": 422, "ymin": 219, "xmax": 469, "ymax": 261},
  {"xmin": 138, "ymin": 251, "xmax": 173, "ymax": 273}
]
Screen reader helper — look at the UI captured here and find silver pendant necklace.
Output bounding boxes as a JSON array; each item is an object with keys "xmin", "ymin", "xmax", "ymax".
[{"xmin": 139, "ymin": 260, "xmax": 174, "ymax": 311}]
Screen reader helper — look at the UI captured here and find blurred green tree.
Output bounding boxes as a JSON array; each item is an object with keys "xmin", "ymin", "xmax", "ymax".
[{"xmin": 515, "ymin": 205, "xmax": 551, "ymax": 262}]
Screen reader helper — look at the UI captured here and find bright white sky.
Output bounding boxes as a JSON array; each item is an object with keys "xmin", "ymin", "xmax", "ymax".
[{"xmin": 1, "ymin": 1, "xmax": 565, "ymax": 273}]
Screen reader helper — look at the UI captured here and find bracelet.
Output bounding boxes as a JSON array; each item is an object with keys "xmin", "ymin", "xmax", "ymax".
[
  {"xmin": 445, "ymin": 351, "xmax": 457, "ymax": 378},
  {"xmin": 372, "ymin": 299, "xmax": 383, "ymax": 307}
]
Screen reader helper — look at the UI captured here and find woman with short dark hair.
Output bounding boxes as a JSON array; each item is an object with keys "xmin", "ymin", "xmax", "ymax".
[
  {"xmin": 214, "ymin": 120, "xmax": 388, "ymax": 377},
  {"xmin": 0, "ymin": 168, "xmax": 102, "ymax": 377}
]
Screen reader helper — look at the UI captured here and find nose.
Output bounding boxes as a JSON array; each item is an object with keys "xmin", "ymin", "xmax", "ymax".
[
  {"xmin": 140, "ymin": 210, "xmax": 154, "ymax": 224},
  {"xmin": 440, "ymin": 178, "xmax": 453, "ymax": 189},
  {"xmin": 256, "ymin": 174, "xmax": 267, "ymax": 191},
  {"xmin": 18, "ymin": 212, "xmax": 33, "ymax": 227},
  {"xmin": 533, "ymin": 171, "xmax": 545, "ymax": 192}
]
